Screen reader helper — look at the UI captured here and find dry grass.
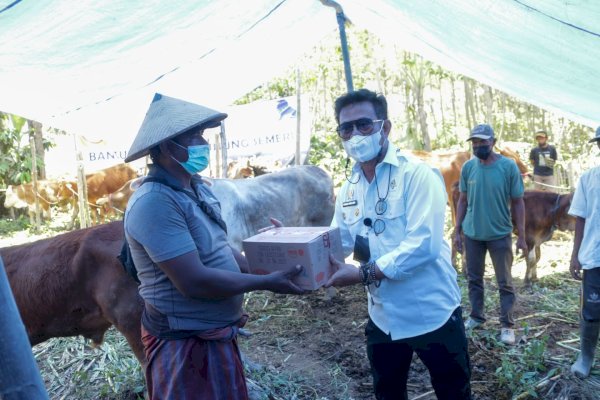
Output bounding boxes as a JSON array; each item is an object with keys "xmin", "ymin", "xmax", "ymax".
[{"xmin": 2, "ymin": 213, "xmax": 599, "ymax": 399}]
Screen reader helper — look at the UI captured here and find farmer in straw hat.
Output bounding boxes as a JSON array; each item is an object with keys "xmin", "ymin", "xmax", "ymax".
[{"xmin": 124, "ymin": 93, "xmax": 304, "ymax": 400}]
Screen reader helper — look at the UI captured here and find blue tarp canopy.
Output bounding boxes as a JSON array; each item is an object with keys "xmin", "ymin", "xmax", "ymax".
[{"xmin": 0, "ymin": 0, "xmax": 598, "ymax": 140}]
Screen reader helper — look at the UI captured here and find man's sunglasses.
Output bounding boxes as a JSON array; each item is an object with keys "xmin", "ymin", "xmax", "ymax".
[{"xmin": 337, "ymin": 118, "xmax": 384, "ymax": 140}]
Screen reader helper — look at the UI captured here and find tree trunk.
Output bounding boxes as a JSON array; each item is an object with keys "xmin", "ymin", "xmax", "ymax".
[
  {"xmin": 416, "ymin": 83, "xmax": 431, "ymax": 151},
  {"xmin": 463, "ymin": 78, "xmax": 474, "ymax": 128},
  {"xmin": 484, "ymin": 86, "xmax": 493, "ymax": 125},
  {"xmin": 429, "ymin": 102, "xmax": 438, "ymax": 142},
  {"xmin": 473, "ymin": 81, "xmax": 481, "ymax": 121},
  {"xmin": 527, "ymin": 105, "xmax": 535, "ymax": 133},
  {"xmin": 29, "ymin": 120, "xmax": 46, "ymax": 180},
  {"xmin": 450, "ymin": 77, "xmax": 458, "ymax": 128},
  {"xmin": 498, "ymin": 92, "xmax": 507, "ymax": 141},
  {"xmin": 438, "ymin": 75, "xmax": 445, "ymax": 130}
]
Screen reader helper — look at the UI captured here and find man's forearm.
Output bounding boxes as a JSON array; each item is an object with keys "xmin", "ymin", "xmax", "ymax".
[{"xmin": 571, "ymin": 217, "xmax": 585, "ymax": 260}]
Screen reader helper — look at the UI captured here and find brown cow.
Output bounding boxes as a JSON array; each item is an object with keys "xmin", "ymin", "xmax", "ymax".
[
  {"xmin": 85, "ymin": 164, "xmax": 139, "ymax": 224},
  {"xmin": 408, "ymin": 150, "xmax": 471, "ymax": 225},
  {"xmin": 451, "ymin": 182, "xmax": 575, "ymax": 287},
  {"xmin": 515, "ymin": 191, "xmax": 575, "ymax": 287},
  {"xmin": 57, "ymin": 164, "xmax": 140, "ymax": 225},
  {"xmin": 3, "ymin": 180, "xmax": 61, "ymax": 223},
  {"xmin": 0, "ymin": 221, "xmax": 145, "ymax": 364},
  {"xmin": 96, "ymin": 177, "xmax": 144, "ymax": 219}
]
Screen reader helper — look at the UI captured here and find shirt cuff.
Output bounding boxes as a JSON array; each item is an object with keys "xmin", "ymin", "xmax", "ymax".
[{"xmin": 376, "ymin": 253, "xmax": 410, "ymax": 280}]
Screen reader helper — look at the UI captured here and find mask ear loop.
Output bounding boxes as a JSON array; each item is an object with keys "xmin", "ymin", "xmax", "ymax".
[{"xmin": 344, "ymin": 157, "xmax": 360, "ymax": 184}]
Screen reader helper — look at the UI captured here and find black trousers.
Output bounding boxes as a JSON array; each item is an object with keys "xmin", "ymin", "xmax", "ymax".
[
  {"xmin": 582, "ymin": 268, "xmax": 600, "ymax": 322},
  {"xmin": 366, "ymin": 307, "xmax": 472, "ymax": 400}
]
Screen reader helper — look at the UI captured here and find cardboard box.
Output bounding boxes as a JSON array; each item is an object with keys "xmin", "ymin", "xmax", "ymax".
[{"xmin": 242, "ymin": 227, "xmax": 344, "ymax": 291}]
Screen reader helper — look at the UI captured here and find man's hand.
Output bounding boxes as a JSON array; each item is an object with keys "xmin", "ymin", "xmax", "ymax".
[
  {"xmin": 515, "ymin": 236, "xmax": 528, "ymax": 258},
  {"xmin": 258, "ymin": 217, "xmax": 283, "ymax": 233},
  {"xmin": 324, "ymin": 254, "xmax": 361, "ymax": 288},
  {"xmin": 570, "ymin": 257, "xmax": 583, "ymax": 280},
  {"xmin": 266, "ymin": 265, "xmax": 305, "ymax": 294},
  {"xmin": 453, "ymin": 228, "xmax": 463, "ymax": 254}
]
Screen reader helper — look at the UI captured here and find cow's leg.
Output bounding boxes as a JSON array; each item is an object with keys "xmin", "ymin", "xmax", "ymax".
[
  {"xmin": 524, "ymin": 248, "xmax": 537, "ymax": 289},
  {"xmin": 532, "ymin": 245, "xmax": 541, "ymax": 282},
  {"xmin": 96, "ymin": 279, "xmax": 146, "ymax": 367}
]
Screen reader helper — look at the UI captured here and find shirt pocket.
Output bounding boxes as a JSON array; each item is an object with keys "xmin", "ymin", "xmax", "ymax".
[
  {"xmin": 377, "ymin": 193, "xmax": 407, "ymax": 247},
  {"xmin": 379, "ymin": 193, "xmax": 406, "ymax": 221},
  {"xmin": 342, "ymin": 205, "xmax": 363, "ymax": 228}
]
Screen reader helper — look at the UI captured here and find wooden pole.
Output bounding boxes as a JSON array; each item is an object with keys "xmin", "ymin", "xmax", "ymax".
[
  {"xmin": 295, "ymin": 68, "xmax": 302, "ymax": 166},
  {"xmin": 29, "ymin": 134, "xmax": 41, "ymax": 232},
  {"xmin": 73, "ymin": 134, "xmax": 90, "ymax": 228},
  {"xmin": 219, "ymin": 121, "xmax": 227, "ymax": 178}
]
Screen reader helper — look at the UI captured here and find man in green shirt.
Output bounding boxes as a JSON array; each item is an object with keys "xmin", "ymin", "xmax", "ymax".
[{"xmin": 454, "ymin": 124, "xmax": 527, "ymax": 345}]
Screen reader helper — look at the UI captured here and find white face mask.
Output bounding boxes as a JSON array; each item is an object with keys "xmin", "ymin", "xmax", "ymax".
[{"xmin": 342, "ymin": 124, "xmax": 384, "ymax": 162}]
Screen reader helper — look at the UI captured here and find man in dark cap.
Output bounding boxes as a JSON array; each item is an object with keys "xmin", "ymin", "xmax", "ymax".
[
  {"xmin": 454, "ymin": 124, "xmax": 527, "ymax": 346},
  {"xmin": 124, "ymin": 93, "xmax": 304, "ymax": 400},
  {"xmin": 569, "ymin": 126, "xmax": 600, "ymax": 378},
  {"xmin": 529, "ymin": 130, "xmax": 558, "ymax": 191}
]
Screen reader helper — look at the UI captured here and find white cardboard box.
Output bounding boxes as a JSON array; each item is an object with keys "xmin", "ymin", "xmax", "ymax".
[{"xmin": 242, "ymin": 227, "xmax": 344, "ymax": 290}]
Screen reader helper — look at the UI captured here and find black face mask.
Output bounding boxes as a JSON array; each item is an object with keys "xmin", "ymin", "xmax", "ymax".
[{"xmin": 474, "ymin": 145, "xmax": 492, "ymax": 160}]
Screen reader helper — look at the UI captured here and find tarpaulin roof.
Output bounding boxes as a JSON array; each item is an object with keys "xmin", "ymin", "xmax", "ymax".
[{"xmin": 0, "ymin": 0, "xmax": 598, "ymax": 140}]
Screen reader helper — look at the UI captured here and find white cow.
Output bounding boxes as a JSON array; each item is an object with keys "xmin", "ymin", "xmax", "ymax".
[{"xmin": 203, "ymin": 165, "xmax": 335, "ymax": 250}]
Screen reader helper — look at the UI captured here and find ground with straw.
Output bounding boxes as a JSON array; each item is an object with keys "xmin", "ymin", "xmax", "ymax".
[{"xmin": 1, "ymin": 215, "xmax": 599, "ymax": 399}]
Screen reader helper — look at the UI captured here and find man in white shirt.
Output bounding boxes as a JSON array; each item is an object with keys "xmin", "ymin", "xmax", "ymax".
[
  {"xmin": 325, "ymin": 89, "xmax": 471, "ymax": 399},
  {"xmin": 569, "ymin": 126, "xmax": 600, "ymax": 378}
]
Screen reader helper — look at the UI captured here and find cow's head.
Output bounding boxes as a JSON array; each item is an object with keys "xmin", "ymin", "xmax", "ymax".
[
  {"xmin": 556, "ymin": 193, "xmax": 576, "ymax": 231},
  {"xmin": 3, "ymin": 185, "xmax": 27, "ymax": 209},
  {"xmin": 496, "ymin": 146, "xmax": 530, "ymax": 176}
]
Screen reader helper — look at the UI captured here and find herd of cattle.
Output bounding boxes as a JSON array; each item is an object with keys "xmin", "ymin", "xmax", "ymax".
[
  {"xmin": 0, "ymin": 147, "xmax": 577, "ymax": 368},
  {"xmin": 3, "ymin": 163, "xmax": 140, "ymax": 227}
]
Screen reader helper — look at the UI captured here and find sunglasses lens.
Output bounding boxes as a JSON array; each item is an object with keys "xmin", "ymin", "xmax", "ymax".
[
  {"xmin": 338, "ymin": 122, "xmax": 354, "ymax": 137},
  {"xmin": 355, "ymin": 118, "xmax": 375, "ymax": 134}
]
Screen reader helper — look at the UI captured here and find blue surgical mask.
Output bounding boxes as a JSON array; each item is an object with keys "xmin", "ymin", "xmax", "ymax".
[
  {"xmin": 473, "ymin": 145, "xmax": 492, "ymax": 160},
  {"xmin": 170, "ymin": 140, "xmax": 210, "ymax": 174},
  {"xmin": 342, "ymin": 123, "xmax": 384, "ymax": 162}
]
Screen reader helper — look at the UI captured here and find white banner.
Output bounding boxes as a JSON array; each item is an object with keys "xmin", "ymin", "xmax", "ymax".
[{"xmin": 44, "ymin": 96, "xmax": 311, "ymax": 178}]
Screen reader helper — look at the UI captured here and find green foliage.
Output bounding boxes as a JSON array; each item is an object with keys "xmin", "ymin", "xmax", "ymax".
[
  {"xmin": 0, "ymin": 215, "xmax": 30, "ymax": 235},
  {"xmin": 234, "ymin": 27, "xmax": 593, "ymax": 185},
  {"xmin": 495, "ymin": 334, "xmax": 553, "ymax": 397},
  {"xmin": 0, "ymin": 113, "xmax": 54, "ymax": 187}
]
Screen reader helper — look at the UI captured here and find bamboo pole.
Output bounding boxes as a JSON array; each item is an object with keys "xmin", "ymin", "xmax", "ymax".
[
  {"xmin": 29, "ymin": 134, "xmax": 41, "ymax": 232},
  {"xmin": 295, "ymin": 68, "xmax": 302, "ymax": 166},
  {"xmin": 73, "ymin": 134, "xmax": 90, "ymax": 228},
  {"xmin": 220, "ymin": 121, "xmax": 227, "ymax": 178}
]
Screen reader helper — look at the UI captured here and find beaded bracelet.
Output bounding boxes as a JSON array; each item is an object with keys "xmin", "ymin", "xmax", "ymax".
[{"xmin": 359, "ymin": 262, "xmax": 381, "ymax": 287}]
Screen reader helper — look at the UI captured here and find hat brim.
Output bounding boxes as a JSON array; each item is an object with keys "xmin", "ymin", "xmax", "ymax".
[
  {"xmin": 589, "ymin": 137, "xmax": 600, "ymax": 143},
  {"xmin": 467, "ymin": 134, "xmax": 493, "ymax": 141},
  {"xmin": 535, "ymin": 134, "xmax": 547, "ymax": 138},
  {"xmin": 124, "ymin": 113, "xmax": 227, "ymax": 162}
]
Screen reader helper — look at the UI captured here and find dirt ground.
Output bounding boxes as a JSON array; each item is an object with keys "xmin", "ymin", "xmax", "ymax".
[
  {"xmin": 239, "ymin": 231, "xmax": 600, "ymax": 400},
  {"xmin": 2, "ymin": 216, "xmax": 600, "ymax": 399}
]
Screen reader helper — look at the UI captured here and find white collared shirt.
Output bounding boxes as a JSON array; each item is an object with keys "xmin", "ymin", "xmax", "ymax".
[
  {"xmin": 569, "ymin": 165, "xmax": 600, "ymax": 269},
  {"xmin": 332, "ymin": 143, "xmax": 461, "ymax": 340}
]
